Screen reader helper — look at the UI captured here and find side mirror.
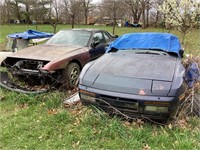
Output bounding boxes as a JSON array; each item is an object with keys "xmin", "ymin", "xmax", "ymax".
[
  {"xmin": 113, "ymin": 35, "xmax": 119, "ymax": 38},
  {"xmin": 179, "ymin": 49, "xmax": 184, "ymax": 58},
  {"xmin": 91, "ymin": 40, "xmax": 100, "ymax": 48}
]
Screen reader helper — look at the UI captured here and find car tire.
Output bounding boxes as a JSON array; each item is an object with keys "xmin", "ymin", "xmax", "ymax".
[{"xmin": 62, "ymin": 62, "xmax": 80, "ymax": 89}]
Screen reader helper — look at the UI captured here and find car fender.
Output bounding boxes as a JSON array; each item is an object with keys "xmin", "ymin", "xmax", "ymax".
[
  {"xmin": 42, "ymin": 50, "xmax": 90, "ymax": 71},
  {"xmin": 79, "ymin": 60, "xmax": 96, "ymax": 85}
]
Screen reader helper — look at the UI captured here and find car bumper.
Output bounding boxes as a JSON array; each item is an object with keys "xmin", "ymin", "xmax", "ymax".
[{"xmin": 79, "ymin": 85, "xmax": 181, "ymax": 120}]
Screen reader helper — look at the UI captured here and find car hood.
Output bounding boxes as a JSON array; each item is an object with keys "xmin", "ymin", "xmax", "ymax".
[
  {"xmin": 7, "ymin": 44, "xmax": 84, "ymax": 61},
  {"xmin": 82, "ymin": 52, "xmax": 178, "ymax": 96}
]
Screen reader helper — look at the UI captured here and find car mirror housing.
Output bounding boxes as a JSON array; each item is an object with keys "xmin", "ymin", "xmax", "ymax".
[
  {"xmin": 179, "ymin": 49, "xmax": 184, "ymax": 58},
  {"xmin": 113, "ymin": 35, "xmax": 118, "ymax": 38},
  {"xmin": 91, "ymin": 41, "xmax": 100, "ymax": 48}
]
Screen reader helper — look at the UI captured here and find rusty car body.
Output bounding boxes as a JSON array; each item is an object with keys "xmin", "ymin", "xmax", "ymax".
[{"xmin": 1, "ymin": 29, "xmax": 116, "ymax": 93}]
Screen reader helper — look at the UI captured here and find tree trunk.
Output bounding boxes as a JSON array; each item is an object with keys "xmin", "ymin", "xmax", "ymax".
[
  {"xmin": 16, "ymin": 2, "xmax": 21, "ymax": 21},
  {"xmin": 25, "ymin": 5, "xmax": 30, "ymax": 24},
  {"xmin": 84, "ymin": 11, "xmax": 88, "ymax": 25},
  {"xmin": 71, "ymin": 15, "xmax": 75, "ymax": 28},
  {"xmin": 155, "ymin": 10, "xmax": 159, "ymax": 27},
  {"xmin": 141, "ymin": 1, "xmax": 146, "ymax": 29},
  {"xmin": 142, "ymin": 9, "xmax": 145, "ymax": 29},
  {"xmin": 1, "ymin": 3, "xmax": 6, "ymax": 24},
  {"xmin": 112, "ymin": 1, "xmax": 116, "ymax": 35},
  {"xmin": 112, "ymin": 18, "xmax": 116, "ymax": 35},
  {"xmin": 53, "ymin": 25, "xmax": 57, "ymax": 33},
  {"xmin": 146, "ymin": 0, "xmax": 149, "ymax": 27}
]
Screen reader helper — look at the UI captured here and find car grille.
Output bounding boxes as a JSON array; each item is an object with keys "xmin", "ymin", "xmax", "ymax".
[{"xmin": 97, "ymin": 95, "xmax": 138, "ymax": 112}]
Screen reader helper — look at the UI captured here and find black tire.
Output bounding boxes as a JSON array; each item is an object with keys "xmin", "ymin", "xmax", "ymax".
[{"xmin": 62, "ymin": 63, "xmax": 80, "ymax": 89}]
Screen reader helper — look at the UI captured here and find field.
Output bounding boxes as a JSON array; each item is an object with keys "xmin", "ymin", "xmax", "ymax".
[{"xmin": 0, "ymin": 24, "xmax": 200, "ymax": 149}]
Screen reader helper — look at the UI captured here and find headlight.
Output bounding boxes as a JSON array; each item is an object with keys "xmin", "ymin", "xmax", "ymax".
[
  {"xmin": 152, "ymin": 81, "xmax": 171, "ymax": 95},
  {"xmin": 79, "ymin": 90, "xmax": 96, "ymax": 103},
  {"xmin": 145, "ymin": 106, "xmax": 169, "ymax": 113}
]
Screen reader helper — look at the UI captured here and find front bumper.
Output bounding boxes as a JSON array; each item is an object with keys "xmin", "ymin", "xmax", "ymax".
[{"xmin": 79, "ymin": 85, "xmax": 180, "ymax": 120}]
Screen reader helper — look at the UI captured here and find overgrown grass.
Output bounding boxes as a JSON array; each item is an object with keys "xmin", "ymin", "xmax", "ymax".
[
  {"xmin": 0, "ymin": 87, "xmax": 200, "ymax": 149},
  {"xmin": 0, "ymin": 24, "xmax": 200, "ymax": 149}
]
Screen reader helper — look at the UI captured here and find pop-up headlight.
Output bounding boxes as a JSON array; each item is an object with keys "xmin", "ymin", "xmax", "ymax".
[{"xmin": 152, "ymin": 81, "xmax": 171, "ymax": 95}]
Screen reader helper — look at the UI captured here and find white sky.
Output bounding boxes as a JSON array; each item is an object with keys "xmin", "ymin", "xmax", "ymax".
[{"xmin": 92, "ymin": 0, "xmax": 102, "ymax": 4}]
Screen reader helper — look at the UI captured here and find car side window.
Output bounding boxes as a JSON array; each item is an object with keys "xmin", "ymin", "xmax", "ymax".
[
  {"xmin": 93, "ymin": 32, "xmax": 105, "ymax": 44},
  {"xmin": 102, "ymin": 31, "xmax": 111, "ymax": 41}
]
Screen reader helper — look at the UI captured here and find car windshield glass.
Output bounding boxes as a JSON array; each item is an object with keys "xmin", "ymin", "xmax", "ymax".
[{"xmin": 46, "ymin": 30, "xmax": 91, "ymax": 46}]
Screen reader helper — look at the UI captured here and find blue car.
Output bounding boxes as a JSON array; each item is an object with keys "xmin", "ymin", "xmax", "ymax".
[{"xmin": 78, "ymin": 32, "xmax": 186, "ymax": 121}]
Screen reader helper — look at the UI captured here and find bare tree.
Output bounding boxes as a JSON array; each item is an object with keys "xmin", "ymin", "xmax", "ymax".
[
  {"xmin": 66, "ymin": 0, "xmax": 81, "ymax": 28},
  {"xmin": 146, "ymin": 0, "xmax": 150, "ymax": 27},
  {"xmin": 0, "ymin": 1, "xmax": 6, "ymax": 24},
  {"xmin": 139, "ymin": 0, "xmax": 147, "ymax": 29},
  {"xmin": 101, "ymin": 0, "xmax": 124, "ymax": 34},
  {"xmin": 7, "ymin": 0, "xmax": 22, "ymax": 22},
  {"xmin": 17, "ymin": 0, "xmax": 36, "ymax": 24},
  {"xmin": 124, "ymin": 0, "xmax": 142, "ymax": 24},
  {"xmin": 48, "ymin": 0, "xmax": 61, "ymax": 33},
  {"xmin": 80, "ymin": 0, "xmax": 94, "ymax": 24},
  {"xmin": 153, "ymin": 0, "xmax": 164, "ymax": 28}
]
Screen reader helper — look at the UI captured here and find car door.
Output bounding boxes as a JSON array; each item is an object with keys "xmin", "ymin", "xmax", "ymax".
[
  {"xmin": 102, "ymin": 31, "xmax": 115, "ymax": 50},
  {"xmin": 89, "ymin": 31, "xmax": 107, "ymax": 60}
]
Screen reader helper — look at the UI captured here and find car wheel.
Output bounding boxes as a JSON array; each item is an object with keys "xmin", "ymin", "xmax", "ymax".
[{"xmin": 63, "ymin": 63, "xmax": 80, "ymax": 88}]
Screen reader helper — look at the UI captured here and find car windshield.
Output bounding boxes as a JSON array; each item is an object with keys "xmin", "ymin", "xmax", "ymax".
[{"xmin": 46, "ymin": 30, "xmax": 91, "ymax": 46}]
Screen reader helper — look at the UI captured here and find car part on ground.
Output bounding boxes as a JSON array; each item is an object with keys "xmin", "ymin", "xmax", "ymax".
[
  {"xmin": 79, "ymin": 32, "xmax": 187, "ymax": 121},
  {"xmin": 0, "ymin": 71, "xmax": 49, "ymax": 94},
  {"xmin": 63, "ymin": 92, "xmax": 80, "ymax": 108}
]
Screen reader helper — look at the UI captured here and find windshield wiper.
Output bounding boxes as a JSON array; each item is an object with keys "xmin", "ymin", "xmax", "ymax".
[
  {"xmin": 135, "ymin": 51, "xmax": 160, "ymax": 55},
  {"xmin": 108, "ymin": 48, "xmax": 118, "ymax": 53},
  {"xmin": 135, "ymin": 50, "xmax": 169, "ymax": 56}
]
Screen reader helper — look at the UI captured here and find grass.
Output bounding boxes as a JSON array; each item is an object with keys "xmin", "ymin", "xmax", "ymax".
[
  {"xmin": 0, "ymin": 24, "xmax": 199, "ymax": 55},
  {"xmin": 0, "ymin": 88, "xmax": 200, "ymax": 149},
  {"xmin": 0, "ymin": 24, "xmax": 200, "ymax": 149}
]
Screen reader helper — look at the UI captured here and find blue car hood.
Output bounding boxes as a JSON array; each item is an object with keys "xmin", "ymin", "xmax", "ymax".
[
  {"xmin": 8, "ymin": 30, "xmax": 54, "ymax": 39},
  {"xmin": 107, "ymin": 32, "xmax": 182, "ymax": 56}
]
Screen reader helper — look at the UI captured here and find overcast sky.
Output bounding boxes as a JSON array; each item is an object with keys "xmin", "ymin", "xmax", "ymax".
[{"xmin": 92, "ymin": 0, "xmax": 101, "ymax": 4}]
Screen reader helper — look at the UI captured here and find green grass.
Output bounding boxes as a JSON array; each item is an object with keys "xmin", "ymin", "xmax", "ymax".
[
  {"xmin": 0, "ymin": 88, "xmax": 200, "ymax": 149},
  {"xmin": 0, "ymin": 24, "xmax": 200, "ymax": 149},
  {"xmin": 0, "ymin": 24, "xmax": 199, "ymax": 55}
]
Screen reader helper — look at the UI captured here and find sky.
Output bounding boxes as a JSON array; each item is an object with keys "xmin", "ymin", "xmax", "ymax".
[{"xmin": 92, "ymin": 0, "xmax": 102, "ymax": 4}]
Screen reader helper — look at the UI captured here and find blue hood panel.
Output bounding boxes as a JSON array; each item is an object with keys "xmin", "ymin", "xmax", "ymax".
[{"xmin": 8, "ymin": 30, "xmax": 54, "ymax": 39}]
